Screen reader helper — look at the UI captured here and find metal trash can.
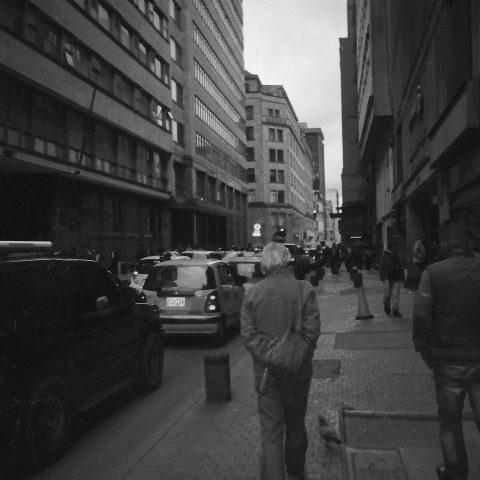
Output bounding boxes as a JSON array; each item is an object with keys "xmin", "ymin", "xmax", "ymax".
[{"xmin": 204, "ymin": 352, "xmax": 231, "ymax": 402}]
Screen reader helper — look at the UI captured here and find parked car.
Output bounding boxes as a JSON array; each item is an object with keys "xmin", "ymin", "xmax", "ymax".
[
  {"xmin": 131, "ymin": 254, "xmax": 190, "ymax": 291},
  {"xmin": 0, "ymin": 257, "xmax": 164, "ymax": 471},
  {"xmin": 142, "ymin": 259, "xmax": 245, "ymax": 346},
  {"xmin": 110, "ymin": 260, "xmax": 136, "ymax": 283},
  {"xmin": 180, "ymin": 250, "xmax": 223, "ymax": 260},
  {"xmin": 227, "ymin": 256, "xmax": 265, "ymax": 291}
]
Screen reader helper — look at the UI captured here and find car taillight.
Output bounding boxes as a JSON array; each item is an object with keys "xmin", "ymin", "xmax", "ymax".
[{"xmin": 204, "ymin": 291, "xmax": 220, "ymax": 312}]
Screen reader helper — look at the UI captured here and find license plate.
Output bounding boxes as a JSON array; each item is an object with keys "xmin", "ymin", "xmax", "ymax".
[{"xmin": 166, "ymin": 297, "xmax": 185, "ymax": 308}]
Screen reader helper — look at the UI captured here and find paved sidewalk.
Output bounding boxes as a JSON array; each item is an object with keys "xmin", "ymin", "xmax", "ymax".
[{"xmin": 123, "ymin": 268, "xmax": 479, "ymax": 480}]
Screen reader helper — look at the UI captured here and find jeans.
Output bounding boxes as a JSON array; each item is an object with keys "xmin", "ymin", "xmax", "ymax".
[
  {"xmin": 255, "ymin": 371, "xmax": 311, "ymax": 480},
  {"xmin": 433, "ymin": 364, "xmax": 480, "ymax": 480},
  {"xmin": 383, "ymin": 279, "xmax": 402, "ymax": 311}
]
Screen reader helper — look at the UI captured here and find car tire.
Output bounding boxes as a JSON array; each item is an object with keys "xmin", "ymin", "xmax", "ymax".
[
  {"xmin": 212, "ymin": 317, "xmax": 226, "ymax": 348},
  {"xmin": 23, "ymin": 376, "xmax": 73, "ymax": 469},
  {"xmin": 134, "ymin": 333, "xmax": 164, "ymax": 392}
]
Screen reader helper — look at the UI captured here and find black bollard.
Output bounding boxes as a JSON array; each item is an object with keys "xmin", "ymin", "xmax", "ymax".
[
  {"xmin": 204, "ymin": 352, "xmax": 231, "ymax": 402},
  {"xmin": 350, "ymin": 268, "xmax": 358, "ymax": 282},
  {"xmin": 353, "ymin": 272, "xmax": 363, "ymax": 288}
]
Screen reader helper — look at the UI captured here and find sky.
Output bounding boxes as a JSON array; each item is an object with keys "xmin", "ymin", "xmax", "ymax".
[{"xmin": 243, "ymin": 0, "xmax": 348, "ymax": 197}]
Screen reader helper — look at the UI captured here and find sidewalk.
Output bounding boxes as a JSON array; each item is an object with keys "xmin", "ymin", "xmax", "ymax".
[{"xmin": 123, "ymin": 268, "xmax": 479, "ymax": 480}]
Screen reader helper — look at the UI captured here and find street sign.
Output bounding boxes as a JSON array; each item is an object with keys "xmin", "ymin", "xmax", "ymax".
[{"xmin": 252, "ymin": 223, "xmax": 261, "ymax": 237}]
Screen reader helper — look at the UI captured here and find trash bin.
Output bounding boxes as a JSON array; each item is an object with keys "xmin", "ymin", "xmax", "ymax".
[
  {"xmin": 204, "ymin": 352, "xmax": 231, "ymax": 402},
  {"xmin": 350, "ymin": 268, "xmax": 358, "ymax": 281}
]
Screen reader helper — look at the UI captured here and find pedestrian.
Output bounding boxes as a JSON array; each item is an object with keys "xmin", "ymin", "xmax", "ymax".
[
  {"xmin": 406, "ymin": 239, "xmax": 427, "ymax": 290},
  {"xmin": 379, "ymin": 240, "xmax": 404, "ymax": 317},
  {"xmin": 412, "ymin": 220, "xmax": 480, "ymax": 480},
  {"xmin": 241, "ymin": 242, "xmax": 321, "ymax": 480}
]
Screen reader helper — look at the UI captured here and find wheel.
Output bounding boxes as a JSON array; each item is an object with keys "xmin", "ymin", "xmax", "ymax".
[
  {"xmin": 134, "ymin": 333, "xmax": 164, "ymax": 392},
  {"xmin": 212, "ymin": 318, "xmax": 226, "ymax": 348},
  {"xmin": 24, "ymin": 376, "xmax": 73, "ymax": 468}
]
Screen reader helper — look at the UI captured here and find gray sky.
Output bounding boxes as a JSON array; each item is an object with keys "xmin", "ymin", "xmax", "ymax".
[{"xmin": 243, "ymin": 0, "xmax": 347, "ymax": 197}]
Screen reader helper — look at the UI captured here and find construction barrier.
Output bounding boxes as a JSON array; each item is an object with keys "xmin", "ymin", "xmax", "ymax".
[{"xmin": 204, "ymin": 352, "xmax": 231, "ymax": 402}]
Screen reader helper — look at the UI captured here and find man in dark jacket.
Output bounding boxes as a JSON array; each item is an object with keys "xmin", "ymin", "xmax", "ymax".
[
  {"xmin": 413, "ymin": 220, "xmax": 480, "ymax": 480},
  {"xmin": 379, "ymin": 241, "xmax": 404, "ymax": 317}
]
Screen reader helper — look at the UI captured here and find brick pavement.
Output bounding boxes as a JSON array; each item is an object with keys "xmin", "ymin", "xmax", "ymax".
[{"xmin": 123, "ymin": 268, "xmax": 439, "ymax": 480}]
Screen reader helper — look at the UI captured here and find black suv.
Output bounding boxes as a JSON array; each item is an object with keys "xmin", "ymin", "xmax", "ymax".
[{"xmin": 0, "ymin": 258, "xmax": 164, "ymax": 470}]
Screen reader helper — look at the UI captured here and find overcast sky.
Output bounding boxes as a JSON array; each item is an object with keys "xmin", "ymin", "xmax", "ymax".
[{"xmin": 243, "ymin": 0, "xmax": 348, "ymax": 197}]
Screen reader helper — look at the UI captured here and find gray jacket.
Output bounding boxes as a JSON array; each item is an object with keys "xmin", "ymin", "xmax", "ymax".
[{"xmin": 241, "ymin": 268, "xmax": 321, "ymax": 377}]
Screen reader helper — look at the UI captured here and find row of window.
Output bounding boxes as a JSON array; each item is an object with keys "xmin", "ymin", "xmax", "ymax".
[
  {"xmin": 84, "ymin": 0, "xmax": 171, "ymax": 85},
  {"xmin": 193, "ymin": 23, "xmax": 243, "ymax": 100},
  {"xmin": 194, "ymin": 97, "xmax": 241, "ymax": 152},
  {"xmin": 0, "ymin": 75, "xmax": 170, "ymax": 189},
  {"xmin": 194, "ymin": 60, "xmax": 242, "ymax": 127},
  {"xmin": 193, "ymin": 168, "xmax": 243, "ymax": 209},
  {"xmin": 195, "ymin": 133, "xmax": 246, "ymax": 181},
  {"xmin": 268, "ymin": 108, "xmax": 281, "ymax": 118},
  {"xmin": 269, "ymin": 149, "xmax": 285, "ymax": 163},
  {"xmin": 170, "ymin": 36, "xmax": 182, "ymax": 65},
  {"xmin": 0, "ymin": 3, "xmax": 173, "ymax": 133},
  {"xmin": 211, "ymin": 0, "xmax": 243, "ymax": 56},
  {"xmin": 226, "ymin": 0, "xmax": 243, "ymax": 27},
  {"xmin": 171, "ymin": 78, "xmax": 183, "ymax": 106},
  {"xmin": 269, "ymin": 128, "xmax": 284, "ymax": 143},
  {"xmin": 193, "ymin": 0, "xmax": 243, "ymax": 80},
  {"xmin": 127, "ymin": 0, "xmax": 169, "ymax": 38}
]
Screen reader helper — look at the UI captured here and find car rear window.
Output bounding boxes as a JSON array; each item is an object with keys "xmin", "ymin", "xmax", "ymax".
[
  {"xmin": 144, "ymin": 265, "xmax": 216, "ymax": 291},
  {"xmin": 235, "ymin": 262, "xmax": 264, "ymax": 279}
]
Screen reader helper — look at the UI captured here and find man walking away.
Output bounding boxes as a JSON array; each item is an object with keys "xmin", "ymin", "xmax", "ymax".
[
  {"xmin": 413, "ymin": 220, "xmax": 480, "ymax": 480},
  {"xmin": 379, "ymin": 241, "xmax": 404, "ymax": 317}
]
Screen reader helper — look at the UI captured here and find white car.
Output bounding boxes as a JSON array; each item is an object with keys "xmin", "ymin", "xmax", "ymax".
[
  {"xmin": 180, "ymin": 250, "xmax": 223, "ymax": 260},
  {"xmin": 130, "ymin": 254, "xmax": 190, "ymax": 291}
]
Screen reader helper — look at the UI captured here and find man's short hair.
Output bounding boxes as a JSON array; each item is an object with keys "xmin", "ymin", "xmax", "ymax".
[
  {"xmin": 441, "ymin": 219, "xmax": 469, "ymax": 249},
  {"xmin": 272, "ymin": 230, "xmax": 286, "ymax": 243},
  {"xmin": 261, "ymin": 242, "xmax": 292, "ymax": 274}
]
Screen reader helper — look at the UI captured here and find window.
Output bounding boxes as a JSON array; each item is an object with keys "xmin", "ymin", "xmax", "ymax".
[
  {"xmin": 268, "ymin": 108, "xmax": 273, "ymax": 117},
  {"xmin": 277, "ymin": 170, "xmax": 285, "ymax": 183},
  {"xmin": 248, "ymin": 189, "xmax": 256, "ymax": 202},
  {"xmin": 98, "ymin": 3, "xmax": 110, "ymax": 30},
  {"xmin": 274, "ymin": 109, "xmax": 280, "ymax": 117},
  {"xmin": 277, "ymin": 150, "xmax": 284, "ymax": 163},
  {"xmin": 269, "ymin": 128, "xmax": 276, "ymax": 142},
  {"xmin": 270, "ymin": 190, "xmax": 278, "ymax": 203},
  {"xmin": 245, "ymin": 106, "xmax": 253, "ymax": 120},
  {"xmin": 277, "ymin": 129, "xmax": 283, "ymax": 142},
  {"xmin": 246, "ymin": 126, "xmax": 254, "ymax": 141},
  {"xmin": 169, "ymin": 0, "xmax": 181, "ymax": 25},
  {"xmin": 246, "ymin": 147, "xmax": 254, "ymax": 162},
  {"xmin": 269, "ymin": 149, "xmax": 276, "ymax": 162},
  {"xmin": 170, "ymin": 37, "xmax": 182, "ymax": 65},
  {"xmin": 138, "ymin": 40, "xmax": 147, "ymax": 64},
  {"xmin": 278, "ymin": 191, "xmax": 285, "ymax": 203},
  {"xmin": 270, "ymin": 169, "xmax": 277, "ymax": 183},
  {"xmin": 120, "ymin": 24, "xmax": 131, "ymax": 49},
  {"xmin": 247, "ymin": 168, "xmax": 255, "ymax": 183},
  {"xmin": 171, "ymin": 79, "xmax": 183, "ymax": 106},
  {"xmin": 172, "ymin": 120, "xmax": 184, "ymax": 146}
]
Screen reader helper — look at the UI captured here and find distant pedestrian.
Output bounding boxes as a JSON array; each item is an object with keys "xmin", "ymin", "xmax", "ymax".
[
  {"xmin": 379, "ymin": 241, "xmax": 404, "ymax": 317},
  {"xmin": 241, "ymin": 242, "xmax": 320, "ymax": 480},
  {"xmin": 413, "ymin": 220, "xmax": 480, "ymax": 480},
  {"xmin": 407, "ymin": 239, "xmax": 427, "ymax": 290}
]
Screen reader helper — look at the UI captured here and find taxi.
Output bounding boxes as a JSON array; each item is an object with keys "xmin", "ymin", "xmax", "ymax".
[{"xmin": 142, "ymin": 259, "xmax": 245, "ymax": 346}]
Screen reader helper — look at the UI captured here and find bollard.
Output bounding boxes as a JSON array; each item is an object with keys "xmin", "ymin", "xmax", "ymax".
[
  {"xmin": 353, "ymin": 272, "xmax": 363, "ymax": 288},
  {"xmin": 350, "ymin": 268, "xmax": 358, "ymax": 282},
  {"xmin": 204, "ymin": 352, "xmax": 231, "ymax": 402}
]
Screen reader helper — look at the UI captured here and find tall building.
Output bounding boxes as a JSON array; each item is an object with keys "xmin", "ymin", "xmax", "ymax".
[
  {"xmin": 244, "ymin": 71, "xmax": 316, "ymax": 245},
  {"xmin": 0, "ymin": 0, "xmax": 248, "ymax": 259},
  {"xmin": 340, "ymin": 0, "xmax": 480, "ymax": 263},
  {"xmin": 301, "ymin": 126, "xmax": 327, "ymax": 242},
  {"xmin": 325, "ymin": 188, "xmax": 340, "ymax": 243}
]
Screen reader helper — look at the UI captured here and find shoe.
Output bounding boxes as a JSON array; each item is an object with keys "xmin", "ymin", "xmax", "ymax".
[
  {"xmin": 436, "ymin": 465, "xmax": 452, "ymax": 480},
  {"xmin": 392, "ymin": 310, "xmax": 402, "ymax": 318},
  {"xmin": 384, "ymin": 305, "xmax": 391, "ymax": 314}
]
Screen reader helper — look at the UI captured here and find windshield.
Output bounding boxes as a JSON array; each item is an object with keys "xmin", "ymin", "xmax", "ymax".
[
  {"xmin": 143, "ymin": 265, "xmax": 216, "ymax": 291},
  {"xmin": 135, "ymin": 260, "xmax": 158, "ymax": 275}
]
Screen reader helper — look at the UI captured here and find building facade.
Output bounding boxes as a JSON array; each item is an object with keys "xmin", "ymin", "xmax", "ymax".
[
  {"xmin": 340, "ymin": 0, "xmax": 480, "ymax": 263},
  {"xmin": 302, "ymin": 126, "xmax": 327, "ymax": 242},
  {"xmin": 0, "ymin": 0, "xmax": 248, "ymax": 260},
  {"xmin": 244, "ymin": 71, "xmax": 316, "ymax": 246}
]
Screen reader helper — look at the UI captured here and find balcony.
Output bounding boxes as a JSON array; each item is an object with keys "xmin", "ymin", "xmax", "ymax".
[{"xmin": 263, "ymin": 116, "xmax": 288, "ymax": 126}]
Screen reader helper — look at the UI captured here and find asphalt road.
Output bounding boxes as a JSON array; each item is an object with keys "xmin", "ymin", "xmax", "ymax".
[{"xmin": 24, "ymin": 331, "xmax": 247, "ymax": 480}]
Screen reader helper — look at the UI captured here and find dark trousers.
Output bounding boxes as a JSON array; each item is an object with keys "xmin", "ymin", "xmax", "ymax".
[
  {"xmin": 433, "ymin": 364, "xmax": 480, "ymax": 480},
  {"xmin": 255, "ymin": 372, "xmax": 311, "ymax": 480}
]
